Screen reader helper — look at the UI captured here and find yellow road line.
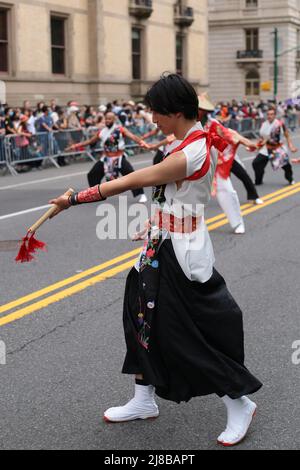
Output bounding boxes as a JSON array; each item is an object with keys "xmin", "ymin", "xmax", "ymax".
[
  {"xmin": 1, "ymin": 184, "xmax": 297, "ymax": 315},
  {"xmin": 0, "ymin": 258, "xmax": 137, "ymax": 327},
  {"xmin": 206, "ymin": 181, "xmax": 300, "ymax": 225},
  {"xmin": 0, "ymin": 183, "xmax": 300, "ymax": 327},
  {"xmin": 0, "ymin": 247, "xmax": 141, "ymax": 315}
]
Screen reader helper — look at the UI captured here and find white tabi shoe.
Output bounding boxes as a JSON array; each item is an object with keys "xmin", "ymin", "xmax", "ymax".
[
  {"xmin": 103, "ymin": 385, "xmax": 159, "ymax": 423},
  {"xmin": 234, "ymin": 222, "xmax": 245, "ymax": 235},
  {"xmin": 217, "ymin": 398, "xmax": 257, "ymax": 447}
]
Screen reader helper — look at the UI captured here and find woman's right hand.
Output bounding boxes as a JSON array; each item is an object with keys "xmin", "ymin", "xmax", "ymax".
[
  {"xmin": 132, "ymin": 219, "xmax": 151, "ymax": 241},
  {"xmin": 48, "ymin": 194, "xmax": 71, "ymax": 219}
]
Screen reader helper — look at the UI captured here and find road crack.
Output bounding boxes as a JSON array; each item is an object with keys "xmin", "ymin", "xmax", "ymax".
[{"xmin": 7, "ymin": 296, "xmax": 123, "ymax": 357}]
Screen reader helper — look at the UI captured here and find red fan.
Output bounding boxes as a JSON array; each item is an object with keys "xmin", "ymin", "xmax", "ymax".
[{"xmin": 15, "ymin": 188, "xmax": 74, "ymax": 263}]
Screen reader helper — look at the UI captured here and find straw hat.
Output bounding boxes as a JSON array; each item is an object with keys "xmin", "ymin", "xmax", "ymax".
[{"xmin": 198, "ymin": 93, "xmax": 215, "ymax": 112}]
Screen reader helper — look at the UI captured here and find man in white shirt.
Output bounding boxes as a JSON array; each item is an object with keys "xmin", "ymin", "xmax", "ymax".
[{"xmin": 252, "ymin": 107, "xmax": 297, "ymax": 185}]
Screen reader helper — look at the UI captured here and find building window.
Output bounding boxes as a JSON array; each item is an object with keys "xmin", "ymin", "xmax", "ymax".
[
  {"xmin": 51, "ymin": 16, "xmax": 66, "ymax": 75},
  {"xmin": 132, "ymin": 28, "xmax": 142, "ymax": 80},
  {"xmin": 245, "ymin": 69, "xmax": 260, "ymax": 95},
  {"xmin": 245, "ymin": 0, "xmax": 258, "ymax": 7},
  {"xmin": 0, "ymin": 8, "xmax": 9, "ymax": 73},
  {"xmin": 176, "ymin": 34, "xmax": 185, "ymax": 76},
  {"xmin": 245, "ymin": 28, "xmax": 259, "ymax": 51}
]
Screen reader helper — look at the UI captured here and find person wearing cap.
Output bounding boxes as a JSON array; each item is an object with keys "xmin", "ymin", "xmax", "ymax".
[
  {"xmin": 15, "ymin": 114, "xmax": 43, "ymax": 171},
  {"xmin": 198, "ymin": 93, "xmax": 262, "ymax": 234},
  {"xmin": 67, "ymin": 106, "xmax": 82, "ymax": 130},
  {"xmin": 66, "ymin": 111, "xmax": 149, "ymax": 203},
  {"xmin": 99, "ymin": 105, "xmax": 107, "ymax": 114}
]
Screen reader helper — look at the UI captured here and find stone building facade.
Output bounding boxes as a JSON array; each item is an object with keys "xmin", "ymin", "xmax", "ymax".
[
  {"xmin": 0, "ymin": 0, "xmax": 209, "ymax": 106},
  {"xmin": 209, "ymin": 0, "xmax": 300, "ymax": 102}
]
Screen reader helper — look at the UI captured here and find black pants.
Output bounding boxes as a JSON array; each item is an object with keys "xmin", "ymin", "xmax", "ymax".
[
  {"xmin": 231, "ymin": 159, "xmax": 259, "ymax": 201},
  {"xmin": 252, "ymin": 153, "xmax": 294, "ymax": 185},
  {"xmin": 87, "ymin": 156, "xmax": 144, "ymax": 198}
]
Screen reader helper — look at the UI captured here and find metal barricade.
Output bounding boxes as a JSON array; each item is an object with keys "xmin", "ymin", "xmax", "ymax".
[
  {"xmin": 5, "ymin": 132, "xmax": 56, "ymax": 174},
  {"xmin": 227, "ymin": 119, "xmax": 242, "ymax": 133},
  {"xmin": 0, "ymin": 135, "xmax": 6, "ymax": 166},
  {"xmin": 240, "ymin": 118, "xmax": 254, "ymax": 135},
  {"xmin": 253, "ymin": 118, "xmax": 263, "ymax": 136}
]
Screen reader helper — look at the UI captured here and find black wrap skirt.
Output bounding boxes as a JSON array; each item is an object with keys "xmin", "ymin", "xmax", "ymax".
[{"xmin": 122, "ymin": 239, "xmax": 262, "ymax": 403}]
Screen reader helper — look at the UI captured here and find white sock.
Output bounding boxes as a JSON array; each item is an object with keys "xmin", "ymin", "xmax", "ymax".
[
  {"xmin": 222, "ymin": 395, "xmax": 249, "ymax": 420},
  {"xmin": 133, "ymin": 384, "xmax": 155, "ymax": 405}
]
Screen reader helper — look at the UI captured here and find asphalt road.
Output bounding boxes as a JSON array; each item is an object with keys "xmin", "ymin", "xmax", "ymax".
[{"xmin": 0, "ymin": 141, "xmax": 300, "ymax": 450}]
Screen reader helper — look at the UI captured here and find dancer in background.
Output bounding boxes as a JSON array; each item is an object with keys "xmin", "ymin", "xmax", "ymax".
[
  {"xmin": 198, "ymin": 94, "xmax": 261, "ymax": 234},
  {"xmin": 253, "ymin": 107, "xmax": 297, "ymax": 186},
  {"xmin": 50, "ymin": 74, "xmax": 262, "ymax": 447}
]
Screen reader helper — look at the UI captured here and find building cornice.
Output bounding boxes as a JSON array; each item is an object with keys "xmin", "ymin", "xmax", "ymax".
[{"xmin": 209, "ymin": 16, "xmax": 300, "ymax": 28}]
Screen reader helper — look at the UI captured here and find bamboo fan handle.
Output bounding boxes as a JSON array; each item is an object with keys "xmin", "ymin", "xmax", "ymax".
[{"xmin": 28, "ymin": 188, "xmax": 74, "ymax": 234}]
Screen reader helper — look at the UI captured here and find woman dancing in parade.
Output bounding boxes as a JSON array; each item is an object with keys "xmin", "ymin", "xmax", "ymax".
[
  {"xmin": 50, "ymin": 74, "xmax": 262, "ymax": 447},
  {"xmin": 253, "ymin": 107, "xmax": 297, "ymax": 186},
  {"xmin": 67, "ymin": 111, "xmax": 149, "ymax": 203}
]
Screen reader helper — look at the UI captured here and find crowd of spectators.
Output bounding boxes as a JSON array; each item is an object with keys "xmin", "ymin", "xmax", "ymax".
[
  {"xmin": 0, "ymin": 99, "xmax": 154, "ymax": 139},
  {"xmin": 0, "ymin": 98, "xmax": 155, "ymax": 171},
  {"xmin": 211, "ymin": 99, "xmax": 300, "ymax": 131},
  {"xmin": 1, "ymin": 97, "xmax": 300, "ymax": 141}
]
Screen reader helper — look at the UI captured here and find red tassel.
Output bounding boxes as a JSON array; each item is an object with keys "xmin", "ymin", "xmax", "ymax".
[
  {"xmin": 15, "ymin": 234, "xmax": 35, "ymax": 263},
  {"xmin": 15, "ymin": 232, "xmax": 47, "ymax": 263},
  {"xmin": 27, "ymin": 233, "xmax": 47, "ymax": 254}
]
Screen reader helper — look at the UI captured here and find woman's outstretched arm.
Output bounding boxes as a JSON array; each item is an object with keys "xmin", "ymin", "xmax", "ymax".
[{"xmin": 49, "ymin": 151, "xmax": 187, "ymax": 218}]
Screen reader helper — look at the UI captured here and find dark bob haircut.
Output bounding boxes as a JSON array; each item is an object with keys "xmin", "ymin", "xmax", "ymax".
[{"xmin": 144, "ymin": 73, "xmax": 199, "ymax": 120}]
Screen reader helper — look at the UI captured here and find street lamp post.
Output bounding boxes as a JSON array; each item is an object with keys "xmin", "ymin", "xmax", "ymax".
[{"xmin": 273, "ymin": 27, "xmax": 279, "ymax": 102}]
